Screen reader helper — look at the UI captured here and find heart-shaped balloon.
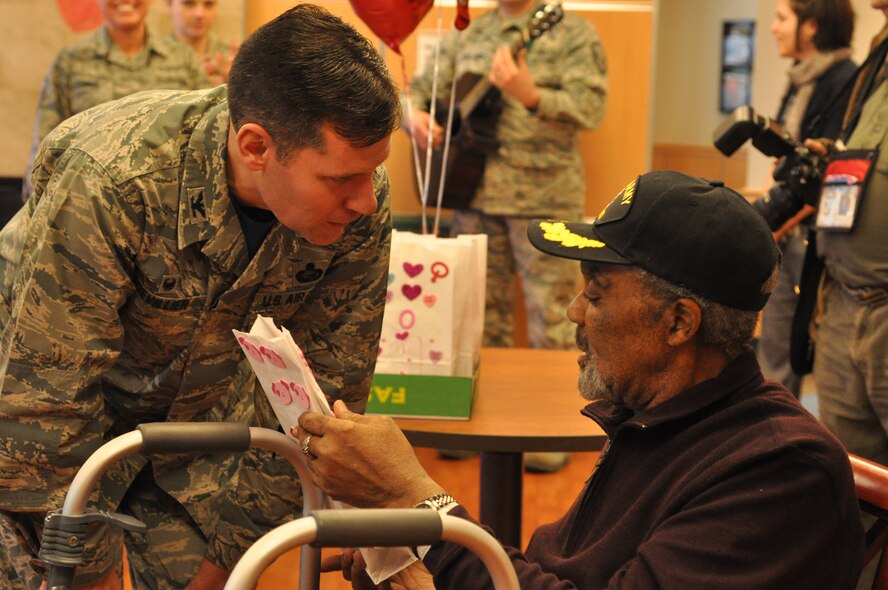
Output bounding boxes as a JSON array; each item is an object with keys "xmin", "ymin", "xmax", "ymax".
[
  {"xmin": 56, "ymin": 0, "xmax": 103, "ymax": 33},
  {"xmin": 349, "ymin": 0, "xmax": 434, "ymax": 54}
]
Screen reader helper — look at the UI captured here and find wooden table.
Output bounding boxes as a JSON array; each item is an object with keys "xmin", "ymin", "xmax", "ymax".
[{"xmin": 393, "ymin": 347, "xmax": 608, "ymax": 548}]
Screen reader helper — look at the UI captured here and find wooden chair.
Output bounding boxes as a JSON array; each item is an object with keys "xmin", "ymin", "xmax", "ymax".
[{"xmin": 850, "ymin": 454, "xmax": 888, "ymax": 590}]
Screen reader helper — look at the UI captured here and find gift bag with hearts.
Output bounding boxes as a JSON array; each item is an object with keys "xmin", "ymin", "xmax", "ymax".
[{"xmin": 369, "ymin": 231, "xmax": 486, "ymax": 418}]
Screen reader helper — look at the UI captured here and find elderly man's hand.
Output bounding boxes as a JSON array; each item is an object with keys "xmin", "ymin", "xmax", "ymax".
[
  {"xmin": 296, "ymin": 400, "xmax": 445, "ymax": 509},
  {"xmin": 321, "ymin": 548, "xmax": 436, "ymax": 590}
]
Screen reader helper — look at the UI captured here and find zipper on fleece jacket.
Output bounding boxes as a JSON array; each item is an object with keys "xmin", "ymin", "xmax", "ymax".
[{"xmin": 564, "ymin": 416, "xmax": 651, "ymax": 554}]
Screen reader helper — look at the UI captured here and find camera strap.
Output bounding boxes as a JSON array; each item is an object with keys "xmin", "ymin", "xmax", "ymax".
[{"xmin": 841, "ymin": 30, "xmax": 888, "ymax": 138}]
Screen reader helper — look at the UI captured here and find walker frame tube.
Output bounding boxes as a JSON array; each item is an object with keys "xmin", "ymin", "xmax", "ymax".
[
  {"xmin": 44, "ymin": 424, "xmax": 322, "ymax": 590},
  {"xmin": 225, "ymin": 509, "xmax": 521, "ymax": 590}
]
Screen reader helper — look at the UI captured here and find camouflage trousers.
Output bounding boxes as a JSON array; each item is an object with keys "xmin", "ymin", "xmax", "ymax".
[
  {"xmin": 0, "ymin": 459, "xmax": 304, "ymax": 589},
  {"xmin": 451, "ymin": 210, "xmax": 581, "ymax": 349},
  {"xmin": 0, "ymin": 468, "xmax": 203, "ymax": 589}
]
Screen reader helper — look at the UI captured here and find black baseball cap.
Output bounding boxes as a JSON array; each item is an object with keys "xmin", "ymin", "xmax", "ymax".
[{"xmin": 527, "ymin": 170, "xmax": 780, "ymax": 311}]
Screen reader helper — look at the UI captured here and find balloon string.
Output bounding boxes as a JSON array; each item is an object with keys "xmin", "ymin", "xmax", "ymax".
[
  {"xmin": 434, "ymin": 50, "xmax": 460, "ymax": 238},
  {"xmin": 402, "ymin": 67, "xmax": 428, "ymax": 235},
  {"xmin": 423, "ymin": 2, "xmax": 447, "ymax": 237}
]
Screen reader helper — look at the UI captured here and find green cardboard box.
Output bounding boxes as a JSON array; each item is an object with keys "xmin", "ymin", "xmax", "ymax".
[{"xmin": 366, "ymin": 366, "xmax": 479, "ymax": 420}]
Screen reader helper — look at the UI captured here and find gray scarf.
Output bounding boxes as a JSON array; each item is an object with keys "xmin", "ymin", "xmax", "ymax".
[{"xmin": 783, "ymin": 47, "xmax": 853, "ymax": 139}]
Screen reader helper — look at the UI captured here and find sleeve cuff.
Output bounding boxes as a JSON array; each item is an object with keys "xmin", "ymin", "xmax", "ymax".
[{"xmin": 416, "ymin": 501, "xmax": 460, "ymax": 559}]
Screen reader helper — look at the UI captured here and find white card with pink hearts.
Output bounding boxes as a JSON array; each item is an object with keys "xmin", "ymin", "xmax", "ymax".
[
  {"xmin": 233, "ymin": 316, "xmax": 420, "ymax": 583},
  {"xmin": 233, "ymin": 315, "xmax": 333, "ymax": 441},
  {"xmin": 375, "ymin": 231, "xmax": 486, "ymax": 377}
]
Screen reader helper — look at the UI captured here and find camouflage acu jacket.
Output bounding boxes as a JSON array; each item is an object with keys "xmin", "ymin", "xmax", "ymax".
[
  {"xmin": 408, "ymin": 6, "xmax": 608, "ymax": 219},
  {"xmin": 0, "ymin": 86, "xmax": 392, "ymax": 567}
]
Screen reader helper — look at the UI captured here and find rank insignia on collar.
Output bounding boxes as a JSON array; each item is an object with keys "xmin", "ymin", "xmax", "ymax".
[{"xmin": 187, "ymin": 187, "xmax": 207, "ymax": 221}]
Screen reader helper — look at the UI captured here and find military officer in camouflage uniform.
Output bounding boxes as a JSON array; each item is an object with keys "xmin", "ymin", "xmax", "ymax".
[
  {"xmin": 0, "ymin": 4, "xmax": 400, "ymax": 589},
  {"xmin": 22, "ymin": 0, "xmax": 201, "ymax": 199},
  {"xmin": 406, "ymin": 0, "xmax": 607, "ymax": 350}
]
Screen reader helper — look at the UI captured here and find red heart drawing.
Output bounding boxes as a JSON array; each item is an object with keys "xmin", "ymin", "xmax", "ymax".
[
  {"xmin": 403, "ymin": 262, "xmax": 424, "ymax": 278},
  {"xmin": 396, "ymin": 331, "xmax": 409, "ymax": 340},
  {"xmin": 289, "ymin": 382, "xmax": 311, "ymax": 410},
  {"xmin": 402, "ymin": 284, "xmax": 422, "ymax": 300},
  {"xmin": 422, "ymin": 294, "xmax": 436, "ymax": 307},
  {"xmin": 429, "ymin": 350, "xmax": 443, "ymax": 363},
  {"xmin": 271, "ymin": 380, "xmax": 293, "ymax": 405}
]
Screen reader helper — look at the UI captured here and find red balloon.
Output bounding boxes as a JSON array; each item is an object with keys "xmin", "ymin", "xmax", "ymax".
[
  {"xmin": 56, "ymin": 0, "xmax": 103, "ymax": 33},
  {"xmin": 349, "ymin": 0, "xmax": 434, "ymax": 54}
]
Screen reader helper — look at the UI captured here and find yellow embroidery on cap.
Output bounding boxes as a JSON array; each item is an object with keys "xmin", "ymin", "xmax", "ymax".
[
  {"xmin": 540, "ymin": 222, "xmax": 605, "ymax": 249},
  {"xmin": 597, "ymin": 178, "xmax": 637, "ymax": 220},
  {"xmin": 620, "ymin": 179, "xmax": 637, "ymax": 205}
]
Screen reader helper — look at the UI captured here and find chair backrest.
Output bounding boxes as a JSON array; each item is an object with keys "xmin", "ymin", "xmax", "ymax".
[{"xmin": 850, "ymin": 454, "xmax": 888, "ymax": 590}]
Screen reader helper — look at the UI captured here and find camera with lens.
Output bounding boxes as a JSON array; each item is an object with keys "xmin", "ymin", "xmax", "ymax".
[{"xmin": 713, "ymin": 106, "xmax": 827, "ymax": 230}]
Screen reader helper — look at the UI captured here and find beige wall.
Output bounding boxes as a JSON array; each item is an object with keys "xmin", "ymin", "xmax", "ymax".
[
  {"xmin": 651, "ymin": 0, "xmax": 757, "ymax": 147},
  {"xmin": 0, "ymin": 0, "xmax": 242, "ymax": 178}
]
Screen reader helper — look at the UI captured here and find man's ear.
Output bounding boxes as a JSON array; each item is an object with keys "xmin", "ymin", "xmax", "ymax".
[
  {"xmin": 666, "ymin": 298, "xmax": 702, "ymax": 346},
  {"xmin": 235, "ymin": 123, "xmax": 274, "ymax": 171}
]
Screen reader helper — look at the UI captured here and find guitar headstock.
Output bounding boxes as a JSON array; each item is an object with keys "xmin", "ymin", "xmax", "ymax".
[{"xmin": 525, "ymin": 3, "xmax": 564, "ymax": 43}]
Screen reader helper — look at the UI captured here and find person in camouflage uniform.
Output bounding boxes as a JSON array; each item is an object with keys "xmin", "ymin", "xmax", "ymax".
[
  {"xmin": 166, "ymin": 0, "xmax": 237, "ymax": 86},
  {"xmin": 22, "ymin": 0, "xmax": 202, "ymax": 199},
  {"xmin": 0, "ymin": 4, "xmax": 400, "ymax": 589},
  {"xmin": 405, "ymin": 0, "xmax": 608, "ymax": 350}
]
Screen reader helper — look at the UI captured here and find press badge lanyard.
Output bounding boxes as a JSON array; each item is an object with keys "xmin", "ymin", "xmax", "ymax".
[{"xmin": 815, "ymin": 48, "xmax": 888, "ymax": 232}]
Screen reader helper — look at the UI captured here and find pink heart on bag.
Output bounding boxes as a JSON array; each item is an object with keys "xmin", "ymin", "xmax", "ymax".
[
  {"xmin": 422, "ymin": 294, "xmax": 436, "ymax": 307},
  {"xmin": 429, "ymin": 350, "xmax": 443, "ymax": 363},
  {"xmin": 402, "ymin": 284, "xmax": 422, "ymax": 300},
  {"xmin": 396, "ymin": 331, "xmax": 409, "ymax": 340},
  {"xmin": 386, "ymin": 290, "xmax": 394, "ymax": 303},
  {"xmin": 403, "ymin": 262, "xmax": 424, "ymax": 277}
]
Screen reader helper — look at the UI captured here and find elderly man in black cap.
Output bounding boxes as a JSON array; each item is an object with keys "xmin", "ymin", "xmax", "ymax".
[{"xmin": 296, "ymin": 170, "xmax": 865, "ymax": 589}]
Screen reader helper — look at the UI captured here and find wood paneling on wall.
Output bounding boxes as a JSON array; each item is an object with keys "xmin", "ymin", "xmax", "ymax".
[
  {"xmin": 245, "ymin": 0, "xmax": 653, "ymax": 218},
  {"xmin": 651, "ymin": 143, "xmax": 751, "ymax": 195}
]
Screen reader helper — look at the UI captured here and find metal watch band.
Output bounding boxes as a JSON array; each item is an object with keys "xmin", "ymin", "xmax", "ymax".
[{"xmin": 414, "ymin": 493, "xmax": 455, "ymax": 511}]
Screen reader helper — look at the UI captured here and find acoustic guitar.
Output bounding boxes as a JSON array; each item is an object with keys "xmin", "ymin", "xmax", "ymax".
[{"xmin": 418, "ymin": 3, "xmax": 564, "ymax": 210}]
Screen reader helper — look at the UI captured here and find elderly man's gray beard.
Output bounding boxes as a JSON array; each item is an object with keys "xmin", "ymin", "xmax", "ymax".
[
  {"xmin": 576, "ymin": 330, "xmax": 620, "ymax": 404},
  {"xmin": 578, "ymin": 352, "xmax": 619, "ymax": 403}
]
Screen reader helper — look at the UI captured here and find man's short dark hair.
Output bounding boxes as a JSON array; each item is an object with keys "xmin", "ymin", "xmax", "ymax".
[
  {"xmin": 790, "ymin": 0, "xmax": 854, "ymax": 51},
  {"xmin": 227, "ymin": 4, "xmax": 401, "ymax": 159}
]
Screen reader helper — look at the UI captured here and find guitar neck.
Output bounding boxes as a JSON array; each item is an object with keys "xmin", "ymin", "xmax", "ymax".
[{"xmin": 458, "ymin": 24, "xmax": 538, "ymax": 118}]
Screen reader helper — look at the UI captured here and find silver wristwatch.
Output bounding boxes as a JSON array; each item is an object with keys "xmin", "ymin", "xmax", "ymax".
[{"xmin": 414, "ymin": 493, "xmax": 455, "ymax": 511}]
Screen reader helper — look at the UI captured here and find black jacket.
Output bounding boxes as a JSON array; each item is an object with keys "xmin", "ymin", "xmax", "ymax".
[{"xmin": 424, "ymin": 352, "xmax": 864, "ymax": 589}]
